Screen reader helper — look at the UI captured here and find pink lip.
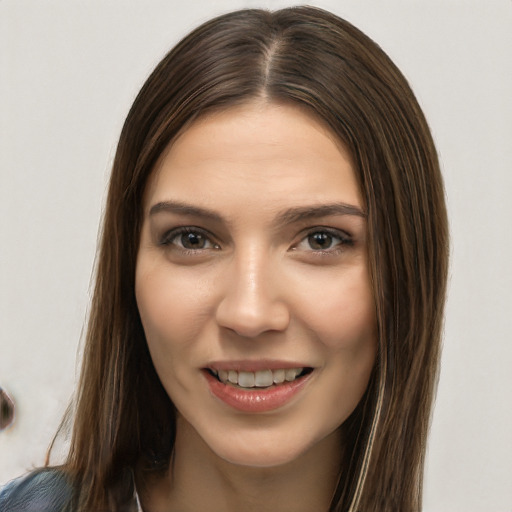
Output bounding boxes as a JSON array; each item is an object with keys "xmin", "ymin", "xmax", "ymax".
[
  {"xmin": 206, "ymin": 359, "xmax": 311, "ymax": 372},
  {"xmin": 202, "ymin": 369, "xmax": 313, "ymax": 413}
]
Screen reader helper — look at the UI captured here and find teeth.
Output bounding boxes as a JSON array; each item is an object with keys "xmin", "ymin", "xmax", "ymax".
[
  {"xmin": 238, "ymin": 371, "xmax": 255, "ymax": 387},
  {"xmin": 214, "ymin": 368, "xmax": 305, "ymax": 388},
  {"xmin": 273, "ymin": 369, "xmax": 285, "ymax": 384},
  {"xmin": 285, "ymin": 368, "xmax": 301, "ymax": 381},
  {"xmin": 254, "ymin": 369, "xmax": 273, "ymax": 387}
]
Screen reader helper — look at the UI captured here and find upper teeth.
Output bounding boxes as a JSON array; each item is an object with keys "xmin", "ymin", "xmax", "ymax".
[{"xmin": 213, "ymin": 368, "xmax": 304, "ymax": 388}]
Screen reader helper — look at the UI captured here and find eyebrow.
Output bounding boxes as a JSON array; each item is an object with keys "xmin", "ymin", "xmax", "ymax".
[
  {"xmin": 149, "ymin": 201, "xmax": 223, "ymax": 222},
  {"xmin": 275, "ymin": 203, "xmax": 367, "ymax": 225},
  {"xmin": 149, "ymin": 200, "xmax": 366, "ymax": 224}
]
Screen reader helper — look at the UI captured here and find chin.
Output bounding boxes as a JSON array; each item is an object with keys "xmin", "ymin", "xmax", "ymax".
[
  {"xmin": 203, "ymin": 427, "xmax": 317, "ymax": 469},
  {"xmin": 217, "ymin": 445, "xmax": 304, "ymax": 469}
]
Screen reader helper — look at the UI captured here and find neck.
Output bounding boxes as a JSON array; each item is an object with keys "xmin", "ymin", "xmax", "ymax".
[{"xmin": 138, "ymin": 416, "xmax": 344, "ymax": 512}]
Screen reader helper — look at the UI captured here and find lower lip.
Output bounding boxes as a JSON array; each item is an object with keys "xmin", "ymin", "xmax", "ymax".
[{"xmin": 203, "ymin": 370, "xmax": 312, "ymax": 413}]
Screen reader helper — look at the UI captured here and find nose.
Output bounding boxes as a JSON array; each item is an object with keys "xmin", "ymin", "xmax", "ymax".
[{"xmin": 215, "ymin": 248, "xmax": 290, "ymax": 338}]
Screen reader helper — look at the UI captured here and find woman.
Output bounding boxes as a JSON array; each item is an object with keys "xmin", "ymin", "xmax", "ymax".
[{"xmin": 0, "ymin": 6, "xmax": 448, "ymax": 512}]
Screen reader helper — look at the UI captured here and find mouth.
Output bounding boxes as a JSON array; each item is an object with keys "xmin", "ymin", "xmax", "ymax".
[
  {"xmin": 205, "ymin": 367, "xmax": 314, "ymax": 390},
  {"xmin": 202, "ymin": 364, "xmax": 315, "ymax": 413}
]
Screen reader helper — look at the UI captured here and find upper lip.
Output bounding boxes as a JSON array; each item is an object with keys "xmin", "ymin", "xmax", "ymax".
[{"xmin": 205, "ymin": 359, "xmax": 313, "ymax": 372}]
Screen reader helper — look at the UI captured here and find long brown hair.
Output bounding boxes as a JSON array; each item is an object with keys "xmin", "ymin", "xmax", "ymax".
[{"xmin": 52, "ymin": 7, "xmax": 449, "ymax": 511}]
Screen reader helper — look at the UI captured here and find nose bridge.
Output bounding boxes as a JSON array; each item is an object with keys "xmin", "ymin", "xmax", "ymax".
[
  {"xmin": 236, "ymin": 245, "xmax": 267, "ymax": 303},
  {"xmin": 215, "ymin": 241, "xmax": 289, "ymax": 337}
]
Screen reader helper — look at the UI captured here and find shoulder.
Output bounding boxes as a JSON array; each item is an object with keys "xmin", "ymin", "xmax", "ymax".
[{"xmin": 0, "ymin": 468, "xmax": 74, "ymax": 512}]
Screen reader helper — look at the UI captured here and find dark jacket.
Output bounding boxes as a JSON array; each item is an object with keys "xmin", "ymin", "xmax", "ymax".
[
  {"xmin": 0, "ymin": 469, "xmax": 73, "ymax": 511},
  {"xmin": 0, "ymin": 469, "xmax": 142, "ymax": 512}
]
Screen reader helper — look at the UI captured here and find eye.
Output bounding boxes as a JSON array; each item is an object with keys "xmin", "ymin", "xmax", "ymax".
[
  {"xmin": 294, "ymin": 229, "xmax": 353, "ymax": 253},
  {"xmin": 161, "ymin": 227, "xmax": 220, "ymax": 251}
]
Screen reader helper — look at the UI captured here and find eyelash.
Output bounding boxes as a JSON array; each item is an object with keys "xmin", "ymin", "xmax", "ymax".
[
  {"xmin": 159, "ymin": 227, "xmax": 220, "ymax": 252},
  {"xmin": 293, "ymin": 227, "xmax": 354, "ymax": 255},
  {"xmin": 159, "ymin": 226, "xmax": 353, "ymax": 255}
]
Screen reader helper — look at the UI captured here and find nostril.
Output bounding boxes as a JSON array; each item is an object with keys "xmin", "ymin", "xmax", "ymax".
[{"xmin": 0, "ymin": 387, "xmax": 15, "ymax": 431}]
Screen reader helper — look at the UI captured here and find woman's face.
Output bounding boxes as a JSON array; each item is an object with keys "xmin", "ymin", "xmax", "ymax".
[{"xmin": 136, "ymin": 102, "xmax": 377, "ymax": 468}]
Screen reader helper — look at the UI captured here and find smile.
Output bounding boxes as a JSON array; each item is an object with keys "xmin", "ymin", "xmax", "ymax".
[
  {"xmin": 203, "ymin": 366, "xmax": 314, "ymax": 413},
  {"xmin": 210, "ymin": 368, "xmax": 310, "ymax": 388}
]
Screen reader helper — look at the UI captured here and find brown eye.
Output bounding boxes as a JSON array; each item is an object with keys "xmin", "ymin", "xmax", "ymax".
[
  {"xmin": 161, "ymin": 227, "xmax": 220, "ymax": 251},
  {"xmin": 181, "ymin": 231, "xmax": 207, "ymax": 249},
  {"xmin": 293, "ymin": 228, "xmax": 353, "ymax": 254},
  {"xmin": 307, "ymin": 232, "xmax": 334, "ymax": 250}
]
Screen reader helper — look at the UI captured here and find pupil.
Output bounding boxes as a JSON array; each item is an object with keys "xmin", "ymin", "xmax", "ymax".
[
  {"xmin": 182, "ymin": 232, "xmax": 205, "ymax": 249},
  {"xmin": 309, "ymin": 232, "xmax": 332, "ymax": 250}
]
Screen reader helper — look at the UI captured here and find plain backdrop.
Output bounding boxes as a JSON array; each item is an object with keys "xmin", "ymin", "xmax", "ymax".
[{"xmin": 1, "ymin": 1, "xmax": 511, "ymax": 511}]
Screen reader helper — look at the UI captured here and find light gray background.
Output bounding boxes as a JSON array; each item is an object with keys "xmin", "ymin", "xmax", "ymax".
[{"xmin": 1, "ymin": 1, "xmax": 511, "ymax": 511}]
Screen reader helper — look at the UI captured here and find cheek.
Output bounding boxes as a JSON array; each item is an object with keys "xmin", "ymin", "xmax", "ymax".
[
  {"xmin": 297, "ymin": 265, "xmax": 376, "ymax": 350},
  {"xmin": 135, "ymin": 264, "xmax": 211, "ymax": 351},
  {"xmin": 135, "ymin": 266, "xmax": 211, "ymax": 400},
  {"xmin": 307, "ymin": 270, "xmax": 377, "ymax": 427}
]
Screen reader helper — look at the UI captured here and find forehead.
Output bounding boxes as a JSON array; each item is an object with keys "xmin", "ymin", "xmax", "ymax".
[{"xmin": 143, "ymin": 102, "xmax": 362, "ymax": 215}]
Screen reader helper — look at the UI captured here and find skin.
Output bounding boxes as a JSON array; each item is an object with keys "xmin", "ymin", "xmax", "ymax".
[{"xmin": 135, "ymin": 101, "xmax": 377, "ymax": 512}]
